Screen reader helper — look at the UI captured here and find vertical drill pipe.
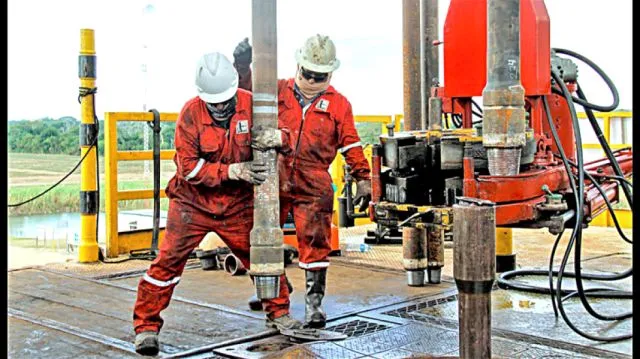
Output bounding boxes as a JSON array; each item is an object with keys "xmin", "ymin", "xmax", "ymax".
[
  {"xmin": 371, "ymin": 144, "xmax": 382, "ymax": 203},
  {"xmin": 78, "ymin": 29, "xmax": 100, "ymax": 263},
  {"xmin": 421, "ymin": 0, "xmax": 439, "ymax": 130},
  {"xmin": 482, "ymin": 0, "xmax": 526, "ymax": 176},
  {"xmin": 426, "ymin": 224, "xmax": 444, "ymax": 284},
  {"xmin": 250, "ymin": 0, "xmax": 284, "ymax": 299},
  {"xmin": 453, "ymin": 199, "xmax": 496, "ymax": 359},
  {"xmin": 403, "ymin": 0, "xmax": 422, "ymax": 131},
  {"xmin": 402, "ymin": 227, "xmax": 427, "ymax": 286}
]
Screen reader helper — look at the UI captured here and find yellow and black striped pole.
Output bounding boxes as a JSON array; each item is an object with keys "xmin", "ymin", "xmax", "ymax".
[
  {"xmin": 78, "ymin": 29, "xmax": 100, "ymax": 262},
  {"xmin": 496, "ymin": 227, "xmax": 516, "ymax": 272}
]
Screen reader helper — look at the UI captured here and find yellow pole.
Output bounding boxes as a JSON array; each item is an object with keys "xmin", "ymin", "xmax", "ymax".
[
  {"xmin": 495, "ymin": 227, "xmax": 515, "ymax": 272},
  {"xmin": 78, "ymin": 29, "xmax": 100, "ymax": 262}
]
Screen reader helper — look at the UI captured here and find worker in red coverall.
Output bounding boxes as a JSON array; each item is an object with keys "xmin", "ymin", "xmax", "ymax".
[
  {"xmin": 234, "ymin": 35, "xmax": 372, "ymax": 329},
  {"xmin": 133, "ymin": 52, "xmax": 302, "ymax": 356}
]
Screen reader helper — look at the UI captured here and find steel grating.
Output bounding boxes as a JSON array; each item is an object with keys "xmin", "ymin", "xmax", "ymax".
[
  {"xmin": 324, "ymin": 319, "xmax": 392, "ymax": 338},
  {"xmin": 382, "ymin": 294, "xmax": 458, "ymax": 317},
  {"xmin": 337, "ymin": 323, "xmax": 440, "ymax": 355},
  {"xmin": 372, "ymin": 292, "xmax": 629, "ymax": 359}
]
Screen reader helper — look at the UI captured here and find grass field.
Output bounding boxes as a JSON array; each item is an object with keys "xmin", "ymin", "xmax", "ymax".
[{"xmin": 9, "ymin": 153, "xmax": 175, "ymax": 215}]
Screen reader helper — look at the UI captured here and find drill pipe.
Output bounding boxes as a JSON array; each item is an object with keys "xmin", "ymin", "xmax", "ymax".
[
  {"xmin": 403, "ymin": 0, "xmax": 422, "ymax": 131},
  {"xmin": 402, "ymin": 227, "xmax": 428, "ymax": 286},
  {"xmin": 249, "ymin": 0, "xmax": 284, "ymax": 299},
  {"xmin": 482, "ymin": 0, "xmax": 526, "ymax": 176},
  {"xmin": 426, "ymin": 224, "xmax": 444, "ymax": 284},
  {"xmin": 421, "ymin": 0, "xmax": 439, "ymax": 130},
  {"xmin": 453, "ymin": 198, "xmax": 496, "ymax": 359}
]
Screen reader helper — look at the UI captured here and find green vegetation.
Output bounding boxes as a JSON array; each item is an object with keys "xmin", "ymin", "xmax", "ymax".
[
  {"xmin": 9, "ymin": 153, "xmax": 176, "ymax": 216},
  {"xmin": 8, "ymin": 116, "xmax": 177, "ymax": 155},
  {"xmin": 9, "ymin": 181, "xmax": 171, "ymax": 216}
]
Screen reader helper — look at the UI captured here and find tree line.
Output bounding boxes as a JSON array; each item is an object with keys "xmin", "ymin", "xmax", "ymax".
[{"xmin": 8, "ymin": 117, "xmax": 177, "ymax": 155}]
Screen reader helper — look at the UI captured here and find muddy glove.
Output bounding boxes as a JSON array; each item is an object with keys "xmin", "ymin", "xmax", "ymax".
[
  {"xmin": 353, "ymin": 179, "xmax": 372, "ymax": 212},
  {"xmin": 233, "ymin": 38, "xmax": 252, "ymax": 73},
  {"xmin": 228, "ymin": 161, "xmax": 268, "ymax": 185},
  {"xmin": 251, "ymin": 125, "xmax": 282, "ymax": 151}
]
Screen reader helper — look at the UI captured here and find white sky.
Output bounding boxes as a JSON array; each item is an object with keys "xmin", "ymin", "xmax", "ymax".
[{"xmin": 7, "ymin": 0, "xmax": 633, "ymax": 121}]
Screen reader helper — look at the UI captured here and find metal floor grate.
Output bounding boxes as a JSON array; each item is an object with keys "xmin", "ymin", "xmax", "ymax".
[
  {"xmin": 382, "ymin": 294, "xmax": 458, "ymax": 318},
  {"xmin": 325, "ymin": 319, "xmax": 392, "ymax": 337}
]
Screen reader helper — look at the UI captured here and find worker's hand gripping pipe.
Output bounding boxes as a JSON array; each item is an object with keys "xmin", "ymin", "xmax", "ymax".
[
  {"xmin": 249, "ymin": 0, "xmax": 284, "ymax": 299},
  {"xmin": 453, "ymin": 197, "xmax": 496, "ymax": 359}
]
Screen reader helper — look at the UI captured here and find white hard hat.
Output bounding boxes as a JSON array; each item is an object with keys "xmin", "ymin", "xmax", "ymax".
[
  {"xmin": 195, "ymin": 52, "xmax": 239, "ymax": 103},
  {"xmin": 295, "ymin": 34, "xmax": 340, "ymax": 73}
]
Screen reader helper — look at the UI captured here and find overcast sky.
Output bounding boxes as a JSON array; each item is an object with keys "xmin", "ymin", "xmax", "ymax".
[{"xmin": 7, "ymin": 0, "xmax": 633, "ymax": 121}]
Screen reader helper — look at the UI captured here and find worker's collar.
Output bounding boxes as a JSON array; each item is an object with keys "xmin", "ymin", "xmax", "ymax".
[
  {"xmin": 286, "ymin": 78, "xmax": 335, "ymax": 109},
  {"xmin": 200, "ymin": 95, "xmax": 249, "ymax": 126},
  {"xmin": 293, "ymin": 83, "xmax": 325, "ymax": 108}
]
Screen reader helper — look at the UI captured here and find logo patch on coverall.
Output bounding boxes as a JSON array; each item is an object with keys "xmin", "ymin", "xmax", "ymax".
[
  {"xmin": 316, "ymin": 99, "xmax": 330, "ymax": 111},
  {"xmin": 236, "ymin": 120, "xmax": 249, "ymax": 134}
]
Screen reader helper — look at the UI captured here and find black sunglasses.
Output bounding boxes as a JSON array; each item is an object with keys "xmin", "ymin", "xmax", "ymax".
[{"xmin": 300, "ymin": 67, "xmax": 329, "ymax": 82}]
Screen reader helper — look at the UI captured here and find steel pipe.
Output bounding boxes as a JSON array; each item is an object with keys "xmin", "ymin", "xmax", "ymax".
[
  {"xmin": 249, "ymin": 0, "xmax": 283, "ymax": 299},
  {"xmin": 482, "ymin": 0, "xmax": 526, "ymax": 176},
  {"xmin": 421, "ymin": 0, "xmax": 439, "ymax": 130},
  {"xmin": 453, "ymin": 197, "xmax": 496, "ymax": 359},
  {"xmin": 403, "ymin": 0, "xmax": 422, "ymax": 131}
]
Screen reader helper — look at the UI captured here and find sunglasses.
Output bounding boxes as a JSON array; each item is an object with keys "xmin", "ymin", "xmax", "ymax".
[{"xmin": 300, "ymin": 67, "xmax": 329, "ymax": 83}]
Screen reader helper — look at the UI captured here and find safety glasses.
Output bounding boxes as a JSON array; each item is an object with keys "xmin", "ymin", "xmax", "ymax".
[{"xmin": 300, "ymin": 67, "xmax": 329, "ymax": 83}]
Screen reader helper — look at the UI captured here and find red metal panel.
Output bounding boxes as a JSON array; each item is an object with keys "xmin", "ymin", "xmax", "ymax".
[
  {"xmin": 495, "ymin": 197, "xmax": 544, "ymax": 225},
  {"xmin": 476, "ymin": 165, "xmax": 570, "ymax": 203},
  {"xmin": 443, "ymin": 0, "xmax": 551, "ymax": 97}
]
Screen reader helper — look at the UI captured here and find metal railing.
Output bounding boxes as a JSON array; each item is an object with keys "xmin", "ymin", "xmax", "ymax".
[
  {"xmin": 104, "ymin": 111, "xmax": 177, "ymax": 258},
  {"xmin": 101, "ymin": 111, "xmax": 631, "ymax": 256}
]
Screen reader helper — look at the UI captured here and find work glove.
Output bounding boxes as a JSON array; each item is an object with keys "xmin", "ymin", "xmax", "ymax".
[
  {"xmin": 353, "ymin": 179, "xmax": 372, "ymax": 212},
  {"xmin": 233, "ymin": 38, "xmax": 252, "ymax": 73},
  {"xmin": 251, "ymin": 125, "xmax": 282, "ymax": 151},
  {"xmin": 228, "ymin": 161, "xmax": 268, "ymax": 185}
]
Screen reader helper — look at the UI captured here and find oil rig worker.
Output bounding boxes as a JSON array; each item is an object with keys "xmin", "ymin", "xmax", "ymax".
[
  {"xmin": 234, "ymin": 35, "xmax": 372, "ymax": 329},
  {"xmin": 133, "ymin": 52, "xmax": 302, "ymax": 356}
]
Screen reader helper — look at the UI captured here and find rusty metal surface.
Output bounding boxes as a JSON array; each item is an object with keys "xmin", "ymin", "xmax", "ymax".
[
  {"xmin": 19, "ymin": 258, "xmax": 200, "ymax": 279},
  {"xmin": 8, "ymin": 268, "xmax": 269, "ymax": 356},
  {"xmin": 9, "ymin": 316, "xmax": 137, "ymax": 359}
]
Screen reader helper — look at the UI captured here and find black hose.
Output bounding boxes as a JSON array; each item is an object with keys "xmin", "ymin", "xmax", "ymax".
[
  {"xmin": 560, "ymin": 156, "xmax": 632, "ymax": 245},
  {"xmin": 542, "ymin": 96, "xmax": 580, "ymax": 316},
  {"xmin": 498, "ymin": 269, "xmax": 632, "ymax": 299},
  {"xmin": 551, "ymin": 70, "xmax": 631, "ymax": 341},
  {"xmin": 575, "ymin": 84, "xmax": 633, "ymax": 208},
  {"xmin": 552, "ymin": 48, "xmax": 619, "ymax": 112}
]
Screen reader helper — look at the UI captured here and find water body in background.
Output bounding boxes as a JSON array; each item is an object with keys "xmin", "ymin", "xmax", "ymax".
[{"xmin": 8, "ymin": 210, "xmax": 168, "ymax": 245}]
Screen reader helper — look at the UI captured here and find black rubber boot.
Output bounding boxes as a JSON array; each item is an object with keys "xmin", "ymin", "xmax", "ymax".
[
  {"xmin": 135, "ymin": 330, "xmax": 159, "ymax": 356},
  {"xmin": 304, "ymin": 269, "xmax": 327, "ymax": 328},
  {"xmin": 248, "ymin": 276, "xmax": 293, "ymax": 311}
]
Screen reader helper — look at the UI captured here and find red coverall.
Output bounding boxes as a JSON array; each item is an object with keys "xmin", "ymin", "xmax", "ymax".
[
  {"xmin": 133, "ymin": 89, "xmax": 291, "ymax": 334},
  {"xmin": 239, "ymin": 76, "xmax": 371, "ymax": 271}
]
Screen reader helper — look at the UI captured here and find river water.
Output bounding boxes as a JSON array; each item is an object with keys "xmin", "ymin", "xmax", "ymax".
[{"xmin": 8, "ymin": 210, "xmax": 168, "ymax": 245}]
